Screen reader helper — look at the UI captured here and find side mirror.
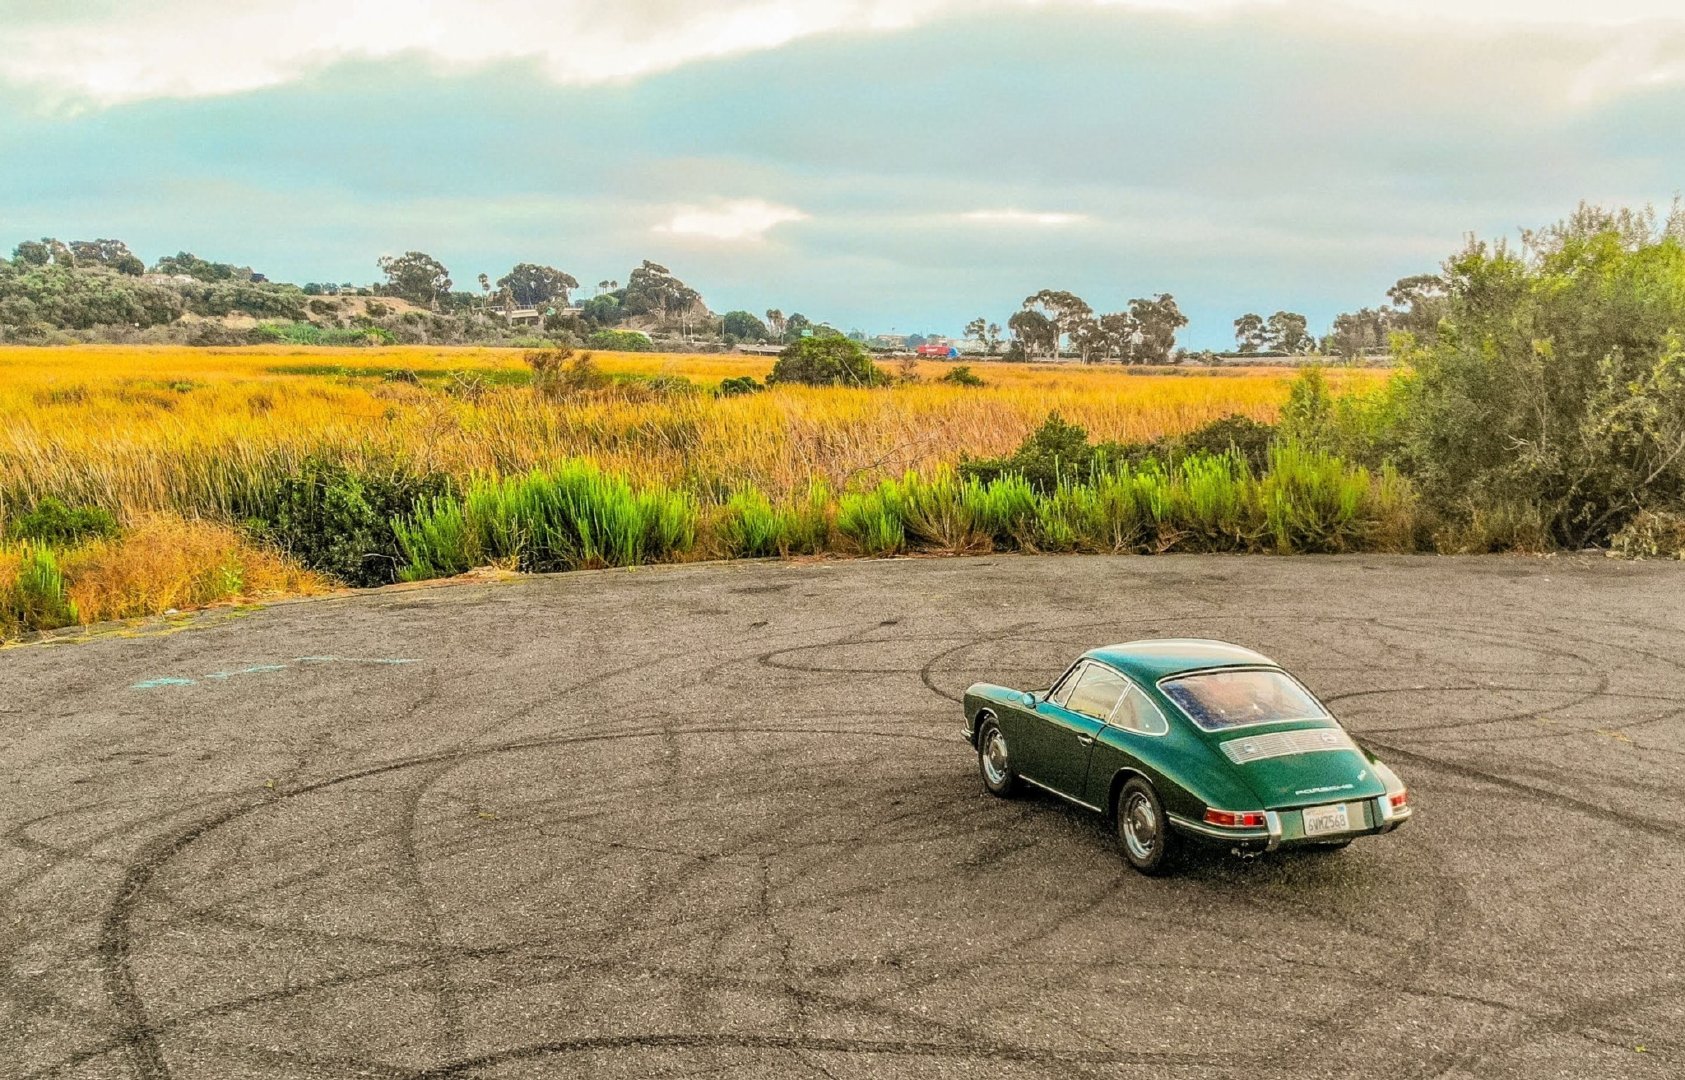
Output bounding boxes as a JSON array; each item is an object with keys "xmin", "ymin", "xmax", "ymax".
[{"xmin": 1022, "ymin": 692, "xmax": 1038, "ymax": 708}]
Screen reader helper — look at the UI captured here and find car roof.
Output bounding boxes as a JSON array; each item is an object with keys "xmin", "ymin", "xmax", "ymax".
[{"xmin": 1081, "ymin": 639, "xmax": 1279, "ymax": 683}]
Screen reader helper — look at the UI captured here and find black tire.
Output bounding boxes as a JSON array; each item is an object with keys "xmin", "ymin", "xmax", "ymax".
[
  {"xmin": 976, "ymin": 717, "xmax": 1017, "ymax": 797},
  {"xmin": 1116, "ymin": 777, "xmax": 1175, "ymax": 875}
]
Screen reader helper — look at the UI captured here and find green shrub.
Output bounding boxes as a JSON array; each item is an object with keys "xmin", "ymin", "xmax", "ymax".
[
  {"xmin": 1610, "ymin": 509, "xmax": 1685, "ymax": 559},
  {"xmin": 249, "ymin": 458, "xmax": 452, "ymax": 587},
  {"xmin": 960, "ymin": 412, "xmax": 1103, "ymax": 493},
  {"xmin": 586, "ymin": 329, "xmax": 654, "ymax": 352},
  {"xmin": 1397, "ymin": 204, "xmax": 1685, "ymax": 547},
  {"xmin": 1259, "ymin": 442, "xmax": 1371, "ymax": 554},
  {"xmin": 715, "ymin": 488, "xmax": 782, "ymax": 558},
  {"xmin": 716, "ymin": 375, "xmax": 764, "ymax": 397},
  {"xmin": 394, "ymin": 461, "xmax": 695, "ymax": 577},
  {"xmin": 4, "ymin": 497, "xmax": 119, "ymax": 545},
  {"xmin": 1173, "ymin": 414, "xmax": 1277, "ymax": 474},
  {"xmin": 769, "ymin": 336, "xmax": 889, "ymax": 387},
  {"xmin": 837, "ymin": 483, "xmax": 908, "ymax": 555},
  {"xmin": 939, "ymin": 365, "xmax": 985, "ymax": 387},
  {"xmin": 1, "ymin": 546, "xmax": 80, "ymax": 637}
]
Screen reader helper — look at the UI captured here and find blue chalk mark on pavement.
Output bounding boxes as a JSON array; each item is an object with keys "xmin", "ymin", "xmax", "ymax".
[
  {"xmin": 205, "ymin": 664, "xmax": 290, "ymax": 680},
  {"xmin": 132, "ymin": 656, "xmax": 421, "ymax": 689}
]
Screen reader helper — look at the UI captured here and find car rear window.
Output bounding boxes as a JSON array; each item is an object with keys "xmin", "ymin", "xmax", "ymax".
[{"xmin": 1159, "ymin": 669, "xmax": 1330, "ymax": 731}]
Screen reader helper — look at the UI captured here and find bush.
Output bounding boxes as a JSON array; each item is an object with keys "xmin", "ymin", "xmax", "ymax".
[
  {"xmin": 4, "ymin": 497, "xmax": 119, "ymax": 545},
  {"xmin": 394, "ymin": 461, "xmax": 695, "ymax": 578},
  {"xmin": 249, "ymin": 458, "xmax": 452, "ymax": 587},
  {"xmin": 587, "ymin": 329, "xmax": 654, "ymax": 352},
  {"xmin": 960, "ymin": 413, "xmax": 1105, "ymax": 493},
  {"xmin": 939, "ymin": 365, "xmax": 985, "ymax": 387},
  {"xmin": 0, "ymin": 546, "xmax": 79, "ymax": 638},
  {"xmin": 769, "ymin": 335, "xmax": 888, "ymax": 387},
  {"xmin": 716, "ymin": 375, "xmax": 763, "ymax": 397},
  {"xmin": 1174, "ymin": 414, "xmax": 1277, "ymax": 473},
  {"xmin": 1611, "ymin": 509, "xmax": 1685, "ymax": 559},
  {"xmin": 1397, "ymin": 204, "xmax": 1685, "ymax": 547}
]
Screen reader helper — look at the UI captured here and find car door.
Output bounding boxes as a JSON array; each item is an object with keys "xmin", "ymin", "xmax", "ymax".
[{"xmin": 1026, "ymin": 662, "xmax": 1130, "ymax": 803}]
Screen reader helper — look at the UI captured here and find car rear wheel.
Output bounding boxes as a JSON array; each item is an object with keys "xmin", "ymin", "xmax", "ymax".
[
  {"xmin": 977, "ymin": 718, "xmax": 1016, "ymax": 797},
  {"xmin": 1116, "ymin": 778, "xmax": 1174, "ymax": 875}
]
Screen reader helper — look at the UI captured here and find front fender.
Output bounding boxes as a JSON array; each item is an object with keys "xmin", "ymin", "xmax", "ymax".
[{"xmin": 962, "ymin": 683, "xmax": 1025, "ymax": 744}]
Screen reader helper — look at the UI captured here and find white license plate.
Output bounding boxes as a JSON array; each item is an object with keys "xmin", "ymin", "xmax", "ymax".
[{"xmin": 1302, "ymin": 803, "xmax": 1351, "ymax": 837}]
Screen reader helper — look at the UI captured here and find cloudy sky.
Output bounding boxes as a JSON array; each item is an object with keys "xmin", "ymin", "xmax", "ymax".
[{"xmin": 1, "ymin": 1, "xmax": 1681, "ymax": 345}]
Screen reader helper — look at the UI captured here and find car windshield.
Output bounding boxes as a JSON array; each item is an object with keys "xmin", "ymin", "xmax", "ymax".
[{"xmin": 1159, "ymin": 669, "xmax": 1330, "ymax": 731}]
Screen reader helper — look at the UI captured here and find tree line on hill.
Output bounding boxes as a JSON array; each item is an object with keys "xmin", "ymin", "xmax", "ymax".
[{"xmin": 0, "ymin": 234, "xmax": 1460, "ymax": 362}]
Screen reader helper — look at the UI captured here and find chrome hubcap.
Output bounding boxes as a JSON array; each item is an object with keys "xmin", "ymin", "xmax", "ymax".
[
  {"xmin": 982, "ymin": 730, "xmax": 1009, "ymax": 785},
  {"xmin": 1123, "ymin": 793, "xmax": 1158, "ymax": 860}
]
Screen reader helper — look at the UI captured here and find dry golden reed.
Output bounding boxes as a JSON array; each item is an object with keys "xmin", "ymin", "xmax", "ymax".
[{"xmin": 0, "ymin": 344, "xmax": 1388, "ymax": 519}]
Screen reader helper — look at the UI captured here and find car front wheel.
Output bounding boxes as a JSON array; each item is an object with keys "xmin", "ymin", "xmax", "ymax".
[
  {"xmin": 1116, "ymin": 778, "xmax": 1175, "ymax": 875},
  {"xmin": 977, "ymin": 717, "xmax": 1017, "ymax": 797}
]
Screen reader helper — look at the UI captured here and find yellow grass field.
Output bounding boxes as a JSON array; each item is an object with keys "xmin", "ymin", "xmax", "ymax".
[{"xmin": 1, "ymin": 345, "xmax": 1389, "ymax": 516}]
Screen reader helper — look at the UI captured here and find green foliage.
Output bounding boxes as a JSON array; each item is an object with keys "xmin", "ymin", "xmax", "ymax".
[
  {"xmin": 251, "ymin": 321, "xmax": 394, "ymax": 346},
  {"xmin": 1172, "ymin": 414, "xmax": 1278, "ymax": 473},
  {"xmin": 1610, "ymin": 509, "xmax": 1685, "ymax": 560},
  {"xmin": 587, "ymin": 329, "xmax": 654, "ymax": 352},
  {"xmin": 377, "ymin": 251, "xmax": 451, "ymax": 307},
  {"xmin": 497, "ymin": 263, "xmax": 578, "ymax": 307},
  {"xmin": 769, "ymin": 335, "xmax": 888, "ymax": 387},
  {"xmin": 939, "ymin": 365, "xmax": 985, "ymax": 387},
  {"xmin": 4, "ymin": 497, "xmax": 119, "ymax": 545},
  {"xmin": 960, "ymin": 413, "xmax": 1109, "ymax": 493},
  {"xmin": 837, "ymin": 483, "xmax": 908, "ymax": 555},
  {"xmin": 1397, "ymin": 203, "xmax": 1685, "ymax": 546},
  {"xmin": 249, "ymin": 458, "xmax": 452, "ymax": 587},
  {"xmin": 722, "ymin": 310, "xmax": 770, "ymax": 341},
  {"xmin": 394, "ymin": 461, "xmax": 695, "ymax": 577},
  {"xmin": 1, "ymin": 546, "xmax": 80, "ymax": 638},
  {"xmin": 715, "ymin": 375, "xmax": 764, "ymax": 397}
]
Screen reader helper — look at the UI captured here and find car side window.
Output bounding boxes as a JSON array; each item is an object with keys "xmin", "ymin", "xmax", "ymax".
[
  {"xmin": 1110, "ymin": 685, "xmax": 1170, "ymax": 736},
  {"xmin": 1063, "ymin": 664, "xmax": 1130, "ymax": 721},
  {"xmin": 1047, "ymin": 662, "xmax": 1084, "ymax": 708}
]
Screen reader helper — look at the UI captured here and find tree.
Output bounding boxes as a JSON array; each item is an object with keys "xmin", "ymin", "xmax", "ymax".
[
  {"xmin": 1098, "ymin": 312, "xmax": 1139, "ymax": 362},
  {"xmin": 1126, "ymin": 294, "xmax": 1187, "ymax": 364},
  {"xmin": 1068, "ymin": 315, "xmax": 1109, "ymax": 363},
  {"xmin": 1323, "ymin": 308, "xmax": 1392, "ymax": 360},
  {"xmin": 1264, "ymin": 310, "xmax": 1315, "ymax": 354},
  {"xmin": 377, "ymin": 251, "xmax": 452, "ymax": 308},
  {"xmin": 12, "ymin": 239, "xmax": 70, "ymax": 267},
  {"xmin": 768, "ymin": 334, "xmax": 888, "ymax": 387},
  {"xmin": 985, "ymin": 321, "xmax": 1002, "ymax": 355},
  {"xmin": 152, "ymin": 251, "xmax": 248, "ymax": 281},
  {"xmin": 965, "ymin": 317, "xmax": 987, "ymax": 351},
  {"xmin": 497, "ymin": 263, "xmax": 579, "ymax": 309},
  {"xmin": 1233, "ymin": 312, "xmax": 1267, "ymax": 354},
  {"xmin": 765, "ymin": 309, "xmax": 786, "ymax": 338},
  {"xmin": 1387, "ymin": 273, "xmax": 1449, "ymax": 343},
  {"xmin": 1021, "ymin": 289, "xmax": 1092, "ymax": 359},
  {"xmin": 722, "ymin": 310, "xmax": 770, "ymax": 341},
  {"xmin": 1007, "ymin": 309, "xmax": 1055, "ymax": 359},
  {"xmin": 624, "ymin": 260, "xmax": 703, "ymax": 332},
  {"xmin": 579, "ymin": 293, "xmax": 621, "ymax": 326},
  {"xmin": 782, "ymin": 312, "xmax": 812, "ymax": 343},
  {"xmin": 69, "ymin": 239, "xmax": 144, "ymax": 275}
]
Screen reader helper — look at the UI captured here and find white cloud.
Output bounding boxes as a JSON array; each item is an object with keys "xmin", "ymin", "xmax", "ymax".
[
  {"xmin": 961, "ymin": 209, "xmax": 1089, "ymax": 226},
  {"xmin": 655, "ymin": 198, "xmax": 809, "ymax": 241},
  {"xmin": 4, "ymin": 1, "xmax": 1685, "ymax": 106}
]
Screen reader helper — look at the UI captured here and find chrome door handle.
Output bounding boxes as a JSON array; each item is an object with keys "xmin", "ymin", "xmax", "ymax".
[{"xmin": 1076, "ymin": 734, "xmax": 1095, "ymax": 746}]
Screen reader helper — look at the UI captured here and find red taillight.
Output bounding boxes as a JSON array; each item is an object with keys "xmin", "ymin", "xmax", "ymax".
[
  {"xmin": 1389, "ymin": 790, "xmax": 1409, "ymax": 810},
  {"xmin": 1204, "ymin": 808, "xmax": 1267, "ymax": 829}
]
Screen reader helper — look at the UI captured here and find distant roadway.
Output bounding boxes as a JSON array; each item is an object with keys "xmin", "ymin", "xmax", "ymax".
[{"xmin": 3, "ymin": 554, "xmax": 1682, "ymax": 1079}]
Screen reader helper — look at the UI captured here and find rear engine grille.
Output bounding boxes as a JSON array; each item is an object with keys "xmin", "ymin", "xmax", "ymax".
[{"xmin": 1220, "ymin": 728, "xmax": 1358, "ymax": 765}]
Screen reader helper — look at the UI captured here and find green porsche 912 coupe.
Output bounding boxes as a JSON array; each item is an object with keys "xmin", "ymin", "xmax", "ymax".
[{"xmin": 961, "ymin": 639, "xmax": 1411, "ymax": 874}]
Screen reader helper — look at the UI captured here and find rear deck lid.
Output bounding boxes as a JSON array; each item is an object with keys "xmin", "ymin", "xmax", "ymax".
[{"xmin": 1217, "ymin": 726, "xmax": 1386, "ymax": 808}]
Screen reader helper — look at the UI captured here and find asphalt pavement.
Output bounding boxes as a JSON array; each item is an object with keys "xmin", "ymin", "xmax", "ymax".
[{"xmin": 2, "ymin": 553, "xmax": 1682, "ymax": 1079}]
